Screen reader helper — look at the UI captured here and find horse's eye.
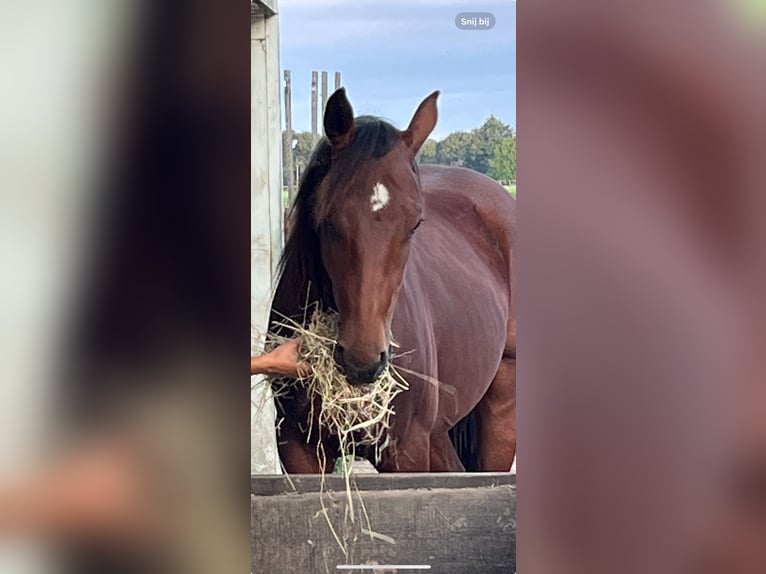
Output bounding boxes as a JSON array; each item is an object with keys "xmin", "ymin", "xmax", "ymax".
[{"xmin": 411, "ymin": 219, "xmax": 424, "ymax": 234}]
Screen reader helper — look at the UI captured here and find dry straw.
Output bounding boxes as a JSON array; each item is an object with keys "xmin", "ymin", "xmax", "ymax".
[
  {"xmin": 268, "ymin": 307, "xmax": 408, "ymax": 465},
  {"xmin": 266, "ymin": 306, "xmax": 409, "ymax": 555}
]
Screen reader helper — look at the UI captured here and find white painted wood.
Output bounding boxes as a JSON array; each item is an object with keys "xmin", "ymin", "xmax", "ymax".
[
  {"xmin": 251, "ymin": 0, "xmax": 277, "ymax": 17},
  {"xmin": 251, "ymin": 3, "xmax": 283, "ymax": 475}
]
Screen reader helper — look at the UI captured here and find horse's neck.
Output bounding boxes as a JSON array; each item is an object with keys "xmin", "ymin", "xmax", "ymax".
[{"xmin": 275, "ymin": 245, "xmax": 335, "ymax": 321}]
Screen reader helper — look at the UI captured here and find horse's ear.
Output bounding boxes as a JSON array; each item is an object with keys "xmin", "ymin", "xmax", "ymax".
[
  {"xmin": 402, "ymin": 90, "xmax": 439, "ymax": 155},
  {"xmin": 324, "ymin": 88, "xmax": 355, "ymax": 149}
]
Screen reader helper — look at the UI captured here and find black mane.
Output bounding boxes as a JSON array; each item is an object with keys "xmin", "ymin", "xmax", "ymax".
[{"xmin": 276, "ymin": 117, "xmax": 402, "ymax": 315}]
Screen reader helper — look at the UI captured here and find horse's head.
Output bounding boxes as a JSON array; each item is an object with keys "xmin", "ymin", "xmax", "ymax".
[{"xmin": 315, "ymin": 89, "xmax": 438, "ymax": 385}]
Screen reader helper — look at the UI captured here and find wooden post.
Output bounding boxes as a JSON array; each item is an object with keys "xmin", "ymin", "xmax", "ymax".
[
  {"xmin": 283, "ymin": 70, "xmax": 295, "ymax": 205},
  {"xmin": 334, "ymin": 71, "xmax": 341, "ymax": 91},
  {"xmin": 251, "ymin": 7, "xmax": 283, "ymax": 475},
  {"xmin": 311, "ymin": 71, "xmax": 318, "ymax": 143},
  {"xmin": 321, "ymin": 71, "xmax": 328, "ymax": 126}
]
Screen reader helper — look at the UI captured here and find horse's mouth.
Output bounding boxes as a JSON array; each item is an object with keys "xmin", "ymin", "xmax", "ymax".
[
  {"xmin": 344, "ymin": 360, "xmax": 387, "ymax": 386},
  {"xmin": 334, "ymin": 343, "xmax": 391, "ymax": 386}
]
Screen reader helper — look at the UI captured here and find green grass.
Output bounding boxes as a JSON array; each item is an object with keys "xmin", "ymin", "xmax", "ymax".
[{"xmin": 504, "ymin": 184, "xmax": 516, "ymax": 197}]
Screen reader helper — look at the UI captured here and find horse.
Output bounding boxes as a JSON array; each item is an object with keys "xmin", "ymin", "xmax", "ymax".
[{"xmin": 269, "ymin": 88, "xmax": 515, "ymax": 472}]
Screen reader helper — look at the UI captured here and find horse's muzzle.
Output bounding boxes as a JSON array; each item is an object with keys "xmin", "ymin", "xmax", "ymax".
[{"xmin": 334, "ymin": 345, "xmax": 388, "ymax": 386}]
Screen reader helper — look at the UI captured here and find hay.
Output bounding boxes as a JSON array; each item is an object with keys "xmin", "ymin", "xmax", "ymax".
[
  {"xmin": 268, "ymin": 307, "xmax": 408, "ymax": 466},
  {"xmin": 266, "ymin": 306, "xmax": 408, "ymax": 555}
]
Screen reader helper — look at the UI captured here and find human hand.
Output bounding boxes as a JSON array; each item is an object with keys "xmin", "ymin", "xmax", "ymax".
[{"xmin": 251, "ymin": 338, "xmax": 310, "ymax": 378}]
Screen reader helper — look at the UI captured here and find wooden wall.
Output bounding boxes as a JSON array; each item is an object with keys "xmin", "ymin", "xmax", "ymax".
[
  {"xmin": 252, "ymin": 473, "xmax": 516, "ymax": 573},
  {"xmin": 251, "ymin": 0, "xmax": 282, "ymax": 475}
]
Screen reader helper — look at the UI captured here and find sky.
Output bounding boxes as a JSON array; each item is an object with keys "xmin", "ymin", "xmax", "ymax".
[{"xmin": 277, "ymin": 0, "xmax": 516, "ymax": 141}]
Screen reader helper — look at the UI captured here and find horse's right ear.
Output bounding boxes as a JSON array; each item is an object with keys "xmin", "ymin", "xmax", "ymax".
[
  {"xmin": 403, "ymin": 90, "xmax": 439, "ymax": 156},
  {"xmin": 324, "ymin": 88, "xmax": 355, "ymax": 149}
]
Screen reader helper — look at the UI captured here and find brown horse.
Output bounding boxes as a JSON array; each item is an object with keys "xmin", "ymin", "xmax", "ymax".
[{"xmin": 270, "ymin": 88, "xmax": 515, "ymax": 472}]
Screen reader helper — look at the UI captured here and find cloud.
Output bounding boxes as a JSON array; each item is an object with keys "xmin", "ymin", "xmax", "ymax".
[
  {"xmin": 279, "ymin": 17, "xmax": 436, "ymax": 48},
  {"xmin": 276, "ymin": 0, "xmax": 516, "ymax": 135}
]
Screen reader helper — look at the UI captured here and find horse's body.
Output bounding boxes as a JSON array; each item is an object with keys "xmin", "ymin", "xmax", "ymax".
[{"xmin": 270, "ymin": 90, "xmax": 515, "ymax": 472}]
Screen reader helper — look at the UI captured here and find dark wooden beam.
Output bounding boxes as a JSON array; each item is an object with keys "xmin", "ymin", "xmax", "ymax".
[
  {"xmin": 252, "ymin": 477, "xmax": 516, "ymax": 573},
  {"xmin": 252, "ymin": 472, "xmax": 514, "ymax": 496}
]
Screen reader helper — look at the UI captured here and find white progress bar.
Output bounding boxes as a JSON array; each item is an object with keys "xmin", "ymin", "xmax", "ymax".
[{"xmin": 337, "ymin": 566, "xmax": 431, "ymax": 570}]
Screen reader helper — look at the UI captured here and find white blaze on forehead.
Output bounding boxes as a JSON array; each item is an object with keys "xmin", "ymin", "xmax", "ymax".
[{"xmin": 370, "ymin": 182, "xmax": 390, "ymax": 212}]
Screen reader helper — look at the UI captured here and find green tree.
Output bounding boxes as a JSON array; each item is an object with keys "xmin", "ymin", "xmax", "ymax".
[
  {"xmin": 282, "ymin": 131, "xmax": 319, "ymax": 182},
  {"xmin": 488, "ymin": 135, "xmax": 516, "ymax": 182},
  {"xmin": 292, "ymin": 132, "xmax": 317, "ymax": 172},
  {"xmin": 435, "ymin": 131, "xmax": 475, "ymax": 167},
  {"xmin": 417, "ymin": 138, "xmax": 438, "ymax": 164},
  {"xmin": 431, "ymin": 116, "xmax": 513, "ymax": 174},
  {"xmin": 470, "ymin": 116, "xmax": 514, "ymax": 174}
]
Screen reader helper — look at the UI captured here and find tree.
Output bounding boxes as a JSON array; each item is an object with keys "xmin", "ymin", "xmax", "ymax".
[
  {"xmin": 431, "ymin": 116, "xmax": 513, "ymax": 175},
  {"xmin": 417, "ymin": 138, "xmax": 438, "ymax": 164},
  {"xmin": 488, "ymin": 135, "xmax": 516, "ymax": 183},
  {"xmin": 435, "ymin": 131, "xmax": 475, "ymax": 167},
  {"xmin": 292, "ymin": 132, "xmax": 317, "ymax": 172},
  {"xmin": 282, "ymin": 131, "xmax": 320, "ymax": 182},
  {"xmin": 470, "ymin": 116, "xmax": 514, "ymax": 175}
]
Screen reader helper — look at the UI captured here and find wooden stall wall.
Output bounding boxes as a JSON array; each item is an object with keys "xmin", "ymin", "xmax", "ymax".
[{"xmin": 251, "ymin": 0, "xmax": 282, "ymax": 475}]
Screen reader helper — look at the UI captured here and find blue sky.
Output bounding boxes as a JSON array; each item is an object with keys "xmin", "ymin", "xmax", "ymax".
[{"xmin": 277, "ymin": 0, "xmax": 516, "ymax": 141}]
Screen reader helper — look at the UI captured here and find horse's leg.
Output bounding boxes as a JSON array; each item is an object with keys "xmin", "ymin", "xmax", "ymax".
[
  {"xmin": 377, "ymin": 428, "xmax": 431, "ymax": 472},
  {"xmin": 429, "ymin": 432, "xmax": 465, "ymax": 472},
  {"xmin": 277, "ymin": 425, "xmax": 326, "ymax": 474},
  {"xmin": 477, "ymin": 349, "xmax": 516, "ymax": 471}
]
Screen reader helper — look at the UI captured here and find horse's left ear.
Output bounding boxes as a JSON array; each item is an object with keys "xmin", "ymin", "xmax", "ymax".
[
  {"xmin": 402, "ymin": 90, "xmax": 440, "ymax": 156},
  {"xmin": 324, "ymin": 88, "xmax": 356, "ymax": 150}
]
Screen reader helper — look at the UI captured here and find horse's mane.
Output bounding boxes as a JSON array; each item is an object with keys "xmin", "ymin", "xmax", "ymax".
[{"xmin": 277, "ymin": 117, "xmax": 402, "ymax": 312}]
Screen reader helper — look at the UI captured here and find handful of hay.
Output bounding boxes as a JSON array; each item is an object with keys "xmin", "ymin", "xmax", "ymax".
[{"xmin": 268, "ymin": 307, "xmax": 408, "ymax": 465}]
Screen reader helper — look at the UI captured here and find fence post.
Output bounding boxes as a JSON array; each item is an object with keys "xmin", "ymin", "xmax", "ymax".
[
  {"xmin": 321, "ymin": 71, "xmax": 328, "ymax": 128},
  {"xmin": 283, "ymin": 70, "xmax": 295, "ymax": 206},
  {"xmin": 311, "ymin": 71, "xmax": 318, "ymax": 145}
]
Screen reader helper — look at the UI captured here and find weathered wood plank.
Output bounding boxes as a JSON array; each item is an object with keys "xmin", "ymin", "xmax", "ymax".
[
  {"xmin": 284, "ymin": 70, "xmax": 295, "ymax": 202},
  {"xmin": 251, "ymin": 7, "xmax": 283, "ymax": 474},
  {"xmin": 311, "ymin": 71, "xmax": 319, "ymax": 138},
  {"xmin": 251, "ymin": 0, "xmax": 277, "ymax": 18},
  {"xmin": 321, "ymin": 71, "xmax": 329, "ymax": 122},
  {"xmin": 251, "ymin": 472, "xmax": 515, "ymax": 496},
  {"xmin": 252, "ymin": 483, "xmax": 516, "ymax": 573}
]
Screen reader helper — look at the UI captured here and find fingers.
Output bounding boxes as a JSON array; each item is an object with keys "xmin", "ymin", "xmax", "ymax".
[{"xmin": 296, "ymin": 362, "xmax": 311, "ymax": 378}]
